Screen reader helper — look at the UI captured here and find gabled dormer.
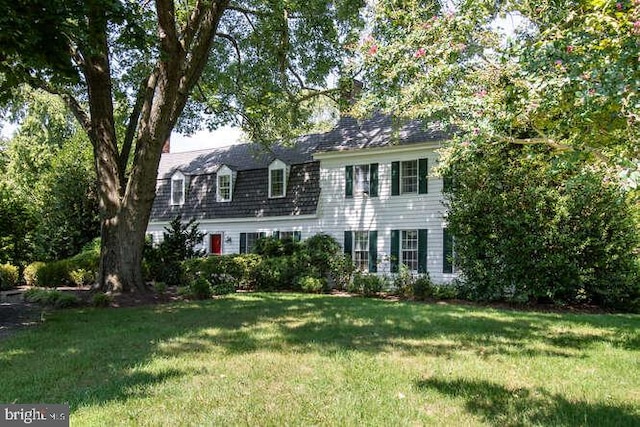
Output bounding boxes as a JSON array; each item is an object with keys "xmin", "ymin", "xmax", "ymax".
[
  {"xmin": 170, "ymin": 170, "xmax": 186, "ymax": 205},
  {"xmin": 268, "ymin": 159, "xmax": 289, "ymax": 199},
  {"xmin": 216, "ymin": 165, "xmax": 235, "ymax": 202}
]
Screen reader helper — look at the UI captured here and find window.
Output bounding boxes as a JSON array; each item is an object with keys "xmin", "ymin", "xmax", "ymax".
[
  {"xmin": 345, "ymin": 164, "xmax": 378, "ymax": 198},
  {"xmin": 401, "ymin": 160, "xmax": 418, "ymax": 194},
  {"xmin": 353, "ymin": 231, "xmax": 369, "ymax": 272},
  {"xmin": 277, "ymin": 231, "xmax": 301, "ymax": 242},
  {"xmin": 217, "ymin": 166, "xmax": 233, "ymax": 202},
  {"xmin": 344, "ymin": 230, "xmax": 378, "ymax": 273},
  {"xmin": 171, "ymin": 172, "xmax": 185, "ymax": 205},
  {"xmin": 270, "ymin": 168, "xmax": 285, "ymax": 198},
  {"xmin": 354, "ymin": 164, "xmax": 370, "ymax": 194},
  {"xmin": 391, "ymin": 229, "xmax": 428, "ymax": 273},
  {"xmin": 218, "ymin": 174, "xmax": 231, "ymax": 201},
  {"xmin": 239, "ymin": 232, "xmax": 266, "ymax": 253},
  {"xmin": 401, "ymin": 230, "xmax": 419, "ymax": 271},
  {"xmin": 269, "ymin": 159, "xmax": 288, "ymax": 198},
  {"xmin": 391, "ymin": 159, "xmax": 428, "ymax": 196}
]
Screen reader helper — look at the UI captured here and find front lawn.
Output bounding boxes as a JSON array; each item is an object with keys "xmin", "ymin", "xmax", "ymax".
[{"xmin": 1, "ymin": 293, "xmax": 638, "ymax": 425}]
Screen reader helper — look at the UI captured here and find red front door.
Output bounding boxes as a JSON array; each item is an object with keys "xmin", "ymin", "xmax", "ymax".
[{"xmin": 210, "ymin": 234, "xmax": 222, "ymax": 255}]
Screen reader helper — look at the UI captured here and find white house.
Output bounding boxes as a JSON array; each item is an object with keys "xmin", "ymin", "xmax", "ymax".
[{"xmin": 147, "ymin": 113, "xmax": 456, "ymax": 283}]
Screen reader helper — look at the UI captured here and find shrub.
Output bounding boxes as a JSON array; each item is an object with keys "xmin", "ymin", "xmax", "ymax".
[
  {"xmin": 36, "ymin": 260, "xmax": 72, "ymax": 288},
  {"xmin": 153, "ymin": 281, "xmax": 167, "ymax": 294},
  {"xmin": 254, "ymin": 255, "xmax": 305, "ymax": 291},
  {"xmin": 328, "ymin": 253, "xmax": 355, "ymax": 291},
  {"xmin": 298, "ymin": 276, "xmax": 325, "ymax": 293},
  {"xmin": 211, "ymin": 282, "xmax": 236, "ymax": 296},
  {"xmin": 349, "ymin": 273, "xmax": 384, "ymax": 297},
  {"xmin": 183, "ymin": 254, "xmax": 262, "ymax": 290},
  {"xmin": 442, "ymin": 142, "xmax": 640, "ymax": 308},
  {"xmin": 145, "ymin": 215, "xmax": 205, "ymax": 286},
  {"xmin": 392, "ymin": 264, "xmax": 414, "ymax": 298},
  {"xmin": 0, "ymin": 263, "xmax": 19, "ymax": 290},
  {"xmin": 412, "ymin": 275, "xmax": 435, "ymax": 301},
  {"xmin": 24, "ymin": 262, "xmax": 46, "ymax": 286},
  {"xmin": 433, "ymin": 283, "xmax": 458, "ymax": 300},
  {"xmin": 24, "ymin": 288, "xmax": 79, "ymax": 308},
  {"xmin": 188, "ymin": 276, "xmax": 212, "ymax": 300},
  {"xmin": 69, "ymin": 269, "xmax": 94, "ymax": 287},
  {"xmin": 91, "ymin": 293, "xmax": 112, "ymax": 307}
]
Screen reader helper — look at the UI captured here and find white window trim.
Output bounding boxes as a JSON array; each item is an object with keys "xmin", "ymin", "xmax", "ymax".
[
  {"xmin": 354, "ymin": 164, "xmax": 370, "ymax": 196},
  {"xmin": 401, "ymin": 230, "xmax": 419, "ymax": 272},
  {"xmin": 217, "ymin": 165, "xmax": 233, "ymax": 202},
  {"xmin": 268, "ymin": 159, "xmax": 288, "ymax": 199},
  {"xmin": 400, "ymin": 159, "xmax": 418, "ymax": 194},
  {"xmin": 170, "ymin": 171, "xmax": 185, "ymax": 205}
]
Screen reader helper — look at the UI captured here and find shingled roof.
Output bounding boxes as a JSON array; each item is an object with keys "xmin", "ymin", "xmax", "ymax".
[{"xmin": 150, "ymin": 114, "xmax": 448, "ymax": 222}]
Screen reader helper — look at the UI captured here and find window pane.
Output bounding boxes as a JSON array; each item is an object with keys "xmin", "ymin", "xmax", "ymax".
[
  {"xmin": 353, "ymin": 231, "xmax": 369, "ymax": 271},
  {"xmin": 271, "ymin": 169, "xmax": 284, "ymax": 197},
  {"xmin": 402, "ymin": 230, "xmax": 418, "ymax": 271},
  {"xmin": 401, "ymin": 160, "xmax": 418, "ymax": 194},
  {"xmin": 246, "ymin": 232, "xmax": 259, "ymax": 253},
  {"xmin": 354, "ymin": 164, "xmax": 370, "ymax": 194},
  {"xmin": 218, "ymin": 174, "xmax": 230, "ymax": 201},
  {"xmin": 172, "ymin": 178, "xmax": 184, "ymax": 204}
]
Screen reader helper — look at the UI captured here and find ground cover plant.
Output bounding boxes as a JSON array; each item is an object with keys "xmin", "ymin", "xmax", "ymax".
[{"xmin": 1, "ymin": 293, "xmax": 638, "ymax": 426}]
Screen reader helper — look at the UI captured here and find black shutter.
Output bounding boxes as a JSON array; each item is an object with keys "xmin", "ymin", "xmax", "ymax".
[
  {"xmin": 390, "ymin": 230, "xmax": 400, "ymax": 273},
  {"xmin": 418, "ymin": 229, "xmax": 428, "ymax": 273},
  {"xmin": 343, "ymin": 231, "xmax": 353, "ymax": 258},
  {"xmin": 369, "ymin": 163, "xmax": 378, "ymax": 197},
  {"xmin": 368, "ymin": 230, "xmax": 378, "ymax": 273},
  {"xmin": 419, "ymin": 158, "xmax": 428, "ymax": 194},
  {"xmin": 239, "ymin": 233, "xmax": 247, "ymax": 254},
  {"xmin": 273, "ymin": 230, "xmax": 280, "ymax": 239},
  {"xmin": 294, "ymin": 231, "xmax": 301, "ymax": 242},
  {"xmin": 443, "ymin": 228, "xmax": 454, "ymax": 274},
  {"xmin": 345, "ymin": 165, "xmax": 353, "ymax": 198},
  {"xmin": 391, "ymin": 161, "xmax": 400, "ymax": 196}
]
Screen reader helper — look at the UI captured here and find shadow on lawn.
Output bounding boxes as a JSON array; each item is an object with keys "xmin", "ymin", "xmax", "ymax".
[
  {"xmin": 154, "ymin": 294, "xmax": 639, "ymax": 360},
  {"xmin": 415, "ymin": 377, "xmax": 640, "ymax": 426},
  {"xmin": 1, "ymin": 293, "xmax": 638, "ymax": 414}
]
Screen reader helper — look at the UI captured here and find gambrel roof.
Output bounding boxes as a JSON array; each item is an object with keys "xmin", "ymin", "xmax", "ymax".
[{"xmin": 150, "ymin": 114, "xmax": 449, "ymax": 222}]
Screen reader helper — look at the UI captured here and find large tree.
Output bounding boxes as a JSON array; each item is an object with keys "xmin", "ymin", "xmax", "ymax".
[
  {"xmin": 1, "ymin": 0, "xmax": 364, "ymax": 292},
  {"xmin": 353, "ymin": 0, "xmax": 639, "ymax": 171}
]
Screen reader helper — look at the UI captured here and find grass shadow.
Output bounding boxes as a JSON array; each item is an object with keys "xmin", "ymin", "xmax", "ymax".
[{"xmin": 415, "ymin": 377, "xmax": 640, "ymax": 426}]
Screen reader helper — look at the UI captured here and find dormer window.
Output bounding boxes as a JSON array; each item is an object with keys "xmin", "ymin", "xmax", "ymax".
[
  {"xmin": 217, "ymin": 165, "xmax": 233, "ymax": 202},
  {"xmin": 171, "ymin": 171, "xmax": 185, "ymax": 205},
  {"xmin": 268, "ymin": 159, "xmax": 288, "ymax": 198}
]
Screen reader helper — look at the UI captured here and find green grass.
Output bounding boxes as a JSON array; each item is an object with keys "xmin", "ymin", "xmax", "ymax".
[{"xmin": 1, "ymin": 293, "xmax": 639, "ymax": 426}]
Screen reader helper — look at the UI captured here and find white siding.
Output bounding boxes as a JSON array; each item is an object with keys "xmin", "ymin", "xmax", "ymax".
[
  {"xmin": 147, "ymin": 142, "xmax": 456, "ymax": 283},
  {"xmin": 314, "ymin": 144, "xmax": 453, "ymax": 283}
]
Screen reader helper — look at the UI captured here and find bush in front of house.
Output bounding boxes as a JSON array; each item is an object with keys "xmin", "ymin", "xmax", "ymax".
[
  {"xmin": 36, "ymin": 260, "xmax": 73, "ymax": 288},
  {"xmin": 24, "ymin": 262, "xmax": 46, "ymax": 286},
  {"xmin": 183, "ymin": 254, "xmax": 263, "ymax": 291},
  {"xmin": 0, "ymin": 263, "xmax": 19, "ymax": 290},
  {"xmin": 348, "ymin": 272, "xmax": 385, "ymax": 297},
  {"xmin": 411, "ymin": 274, "xmax": 435, "ymax": 301},
  {"xmin": 24, "ymin": 288, "xmax": 79, "ymax": 308},
  {"xmin": 145, "ymin": 215, "xmax": 205, "ymax": 287},
  {"xmin": 187, "ymin": 276, "xmax": 213, "ymax": 300},
  {"xmin": 298, "ymin": 276, "xmax": 325, "ymax": 293}
]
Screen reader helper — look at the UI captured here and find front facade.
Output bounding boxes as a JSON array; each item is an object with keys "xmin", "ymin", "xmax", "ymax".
[{"xmin": 147, "ymin": 114, "xmax": 456, "ymax": 283}]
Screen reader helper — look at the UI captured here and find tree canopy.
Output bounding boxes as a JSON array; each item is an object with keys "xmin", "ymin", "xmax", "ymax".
[
  {"xmin": 1, "ymin": 0, "xmax": 365, "ymax": 292},
  {"xmin": 353, "ymin": 0, "xmax": 639, "ymax": 175}
]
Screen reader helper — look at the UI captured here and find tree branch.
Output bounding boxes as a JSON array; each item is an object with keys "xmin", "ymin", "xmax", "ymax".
[{"xmin": 119, "ymin": 76, "xmax": 150, "ymax": 176}]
